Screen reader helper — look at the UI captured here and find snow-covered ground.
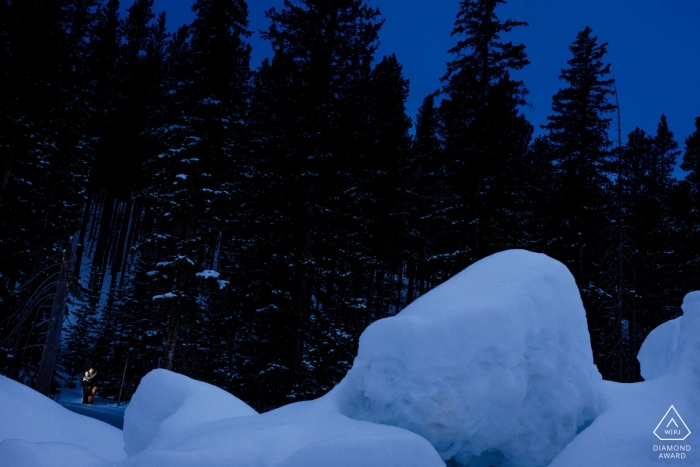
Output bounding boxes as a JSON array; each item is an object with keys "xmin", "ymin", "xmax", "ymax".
[
  {"xmin": 0, "ymin": 374, "xmax": 126, "ymax": 467},
  {"xmin": 1, "ymin": 250, "xmax": 698, "ymax": 467},
  {"xmin": 548, "ymin": 291, "xmax": 700, "ymax": 466},
  {"xmin": 55, "ymin": 375, "xmax": 127, "ymax": 429}
]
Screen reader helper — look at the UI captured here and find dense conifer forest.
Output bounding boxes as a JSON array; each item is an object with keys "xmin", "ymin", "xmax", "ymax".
[{"xmin": 1, "ymin": 0, "xmax": 699, "ymax": 411}]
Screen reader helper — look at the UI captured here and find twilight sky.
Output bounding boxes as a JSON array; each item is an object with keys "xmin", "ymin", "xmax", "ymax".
[{"xmin": 129, "ymin": 0, "xmax": 700, "ymax": 176}]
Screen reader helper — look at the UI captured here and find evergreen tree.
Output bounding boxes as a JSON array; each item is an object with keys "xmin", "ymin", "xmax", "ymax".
[
  {"xmin": 678, "ymin": 117, "xmax": 700, "ymax": 322},
  {"xmin": 681, "ymin": 117, "xmax": 700, "ymax": 207},
  {"xmin": 0, "ymin": 0, "xmax": 95, "ymax": 385},
  {"xmin": 542, "ymin": 26, "xmax": 615, "ymax": 287},
  {"xmin": 541, "ymin": 26, "xmax": 618, "ymax": 377},
  {"xmin": 246, "ymin": 0, "xmax": 387, "ymax": 409},
  {"xmin": 649, "ymin": 115, "xmax": 681, "ymax": 192},
  {"xmin": 437, "ymin": 0, "xmax": 532, "ymax": 272},
  {"xmin": 355, "ymin": 53, "xmax": 412, "ymax": 307},
  {"xmin": 140, "ymin": 0, "xmax": 251, "ymax": 372},
  {"xmin": 596, "ymin": 116, "xmax": 682, "ymax": 381},
  {"xmin": 597, "ymin": 126, "xmax": 646, "ymax": 381},
  {"xmin": 65, "ymin": 0, "xmax": 172, "ymax": 394},
  {"xmin": 543, "ymin": 27, "xmax": 616, "ymax": 179},
  {"xmin": 410, "ymin": 93, "xmax": 450, "ymax": 288},
  {"xmin": 638, "ymin": 116, "xmax": 682, "ymax": 343}
]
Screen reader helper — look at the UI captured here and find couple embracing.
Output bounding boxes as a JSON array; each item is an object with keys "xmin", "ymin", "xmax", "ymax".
[{"xmin": 82, "ymin": 367, "xmax": 98, "ymax": 404}]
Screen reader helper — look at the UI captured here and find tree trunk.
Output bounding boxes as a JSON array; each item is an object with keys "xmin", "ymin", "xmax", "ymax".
[
  {"xmin": 0, "ymin": 131, "xmax": 18, "ymax": 205},
  {"xmin": 161, "ymin": 313, "xmax": 179, "ymax": 370},
  {"xmin": 35, "ymin": 232, "xmax": 79, "ymax": 396},
  {"xmin": 73, "ymin": 195, "xmax": 93, "ymax": 279}
]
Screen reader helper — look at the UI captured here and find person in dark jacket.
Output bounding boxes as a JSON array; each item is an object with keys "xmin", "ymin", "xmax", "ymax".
[
  {"xmin": 84, "ymin": 368, "xmax": 98, "ymax": 404},
  {"xmin": 81, "ymin": 371, "xmax": 91, "ymax": 404}
]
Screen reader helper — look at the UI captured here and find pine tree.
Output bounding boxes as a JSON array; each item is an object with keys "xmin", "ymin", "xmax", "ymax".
[
  {"xmin": 410, "ymin": 93, "xmax": 449, "ymax": 289},
  {"xmin": 246, "ymin": 0, "xmax": 385, "ymax": 408},
  {"xmin": 542, "ymin": 26, "xmax": 615, "ymax": 285},
  {"xmin": 370, "ymin": 54, "xmax": 414, "ymax": 300},
  {"xmin": 540, "ymin": 26, "xmax": 619, "ymax": 378},
  {"xmin": 597, "ymin": 126, "xmax": 645, "ymax": 381},
  {"xmin": 65, "ymin": 0, "xmax": 173, "ymax": 394},
  {"xmin": 681, "ymin": 117, "xmax": 700, "ymax": 206},
  {"xmin": 595, "ymin": 114, "xmax": 683, "ymax": 381},
  {"xmin": 543, "ymin": 26, "xmax": 616, "ymax": 179},
  {"xmin": 0, "ymin": 0, "xmax": 95, "ymax": 385},
  {"xmin": 141, "ymin": 0, "xmax": 251, "ymax": 372},
  {"xmin": 677, "ymin": 117, "xmax": 700, "ymax": 329},
  {"xmin": 355, "ymin": 53, "xmax": 412, "ymax": 308},
  {"xmin": 437, "ymin": 0, "xmax": 532, "ymax": 271},
  {"xmin": 638, "ymin": 117, "xmax": 682, "ymax": 348}
]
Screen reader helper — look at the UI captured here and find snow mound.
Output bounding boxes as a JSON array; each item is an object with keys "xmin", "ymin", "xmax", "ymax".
[
  {"xmin": 0, "ymin": 374, "xmax": 125, "ymax": 466},
  {"xmin": 672, "ymin": 291, "xmax": 700, "ymax": 379},
  {"xmin": 120, "ymin": 370, "xmax": 444, "ymax": 467},
  {"xmin": 336, "ymin": 249, "xmax": 602, "ymax": 467},
  {"xmin": 123, "ymin": 368, "xmax": 258, "ymax": 456},
  {"xmin": 0, "ymin": 439, "xmax": 106, "ymax": 467},
  {"xmin": 549, "ymin": 291, "xmax": 700, "ymax": 466},
  {"xmin": 637, "ymin": 316, "xmax": 680, "ymax": 380}
]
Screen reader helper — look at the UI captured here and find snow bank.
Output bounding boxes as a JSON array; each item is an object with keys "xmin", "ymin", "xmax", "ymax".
[
  {"xmin": 0, "ymin": 439, "xmax": 106, "ymax": 467},
  {"xmin": 336, "ymin": 249, "xmax": 602, "ymax": 467},
  {"xmin": 637, "ymin": 316, "xmax": 680, "ymax": 380},
  {"xmin": 123, "ymin": 368, "xmax": 258, "ymax": 456},
  {"xmin": 549, "ymin": 291, "xmax": 700, "ymax": 466},
  {"xmin": 0, "ymin": 374, "xmax": 125, "ymax": 466},
  {"xmin": 120, "ymin": 369, "xmax": 444, "ymax": 467}
]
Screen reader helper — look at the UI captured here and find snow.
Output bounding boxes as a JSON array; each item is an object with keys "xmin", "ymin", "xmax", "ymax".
[
  {"xmin": 195, "ymin": 269, "xmax": 220, "ymax": 279},
  {"xmin": 123, "ymin": 369, "xmax": 257, "ymax": 456},
  {"xmin": 549, "ymin": 291, "xmax": 700, "ymax": 466},
  {"xmin": 336, "ymin": 249, "xmax": 602, "ymax": 467},
  {"xmin": 119, "ymin": 372, "xmax": 443, "ymax": 467},
  {"xmin": 0, "ymin": 374, "xmax": 126, "ymax": 466},
  {"xmin": 0, "ymin": 369, "xmax": 440, "ymax": 467},
  {"xmin": 119, "ymin": 376, "xmax": 444, "ymax": 467},
  {"xmin": 2, "ymin": 250, "xmax": 699, "ymax": 467},
  {"xmin": 637, "ymin": 316, "xmax": 680, "ymax": 380},
  {"xmin": 156, "ymin": 256, "xmax": 194, "ymax": 267},
  {"xmin": 152, "ymin": 292, "xmax": 177, "ymax": 300},
  {"xmin": 53, "ymin": 375, "xmax": 128, "ymax": 429}
]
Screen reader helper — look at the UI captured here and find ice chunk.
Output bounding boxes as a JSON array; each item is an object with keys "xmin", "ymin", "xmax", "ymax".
[{"xmin": 337, "ymin": 249, "xmax": 602, "ymax": 467}]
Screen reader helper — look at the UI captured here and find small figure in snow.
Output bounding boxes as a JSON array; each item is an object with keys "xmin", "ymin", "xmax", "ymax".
[
  {"xmin": 81, "ymin": 371, "xmax": 91, "ymax": 404},
  {"xmin": 84, "ymin": 367, "xmax": 98, "ymax": 404}
]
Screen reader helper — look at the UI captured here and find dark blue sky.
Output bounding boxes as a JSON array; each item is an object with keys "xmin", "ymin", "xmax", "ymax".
[{"xmin": 130, "ymin": 0, "xmax": 700, "ymax": 176}]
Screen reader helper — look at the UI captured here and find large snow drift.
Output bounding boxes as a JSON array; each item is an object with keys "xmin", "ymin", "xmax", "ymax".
[
  {"xmin": 120, "ymin": 369, "xmax": 443, "ymax": 467},
  {"xmin": 637, "ymin": 316, "xmax": 681, "ymax": 381},
  {"xmin": 0, "ymin": 374, "xmax": 125, "ymax": 467},
  {"xmin": 549, "ymin": 291, "xmax": 700, "ymax": 466},
  {"xmin": 123, "ymin": 369, "xmax": 258, "ymax": 456},
  {"xmin": 337, "ymin": 249, "xmax": 602, "ymax": 467}
]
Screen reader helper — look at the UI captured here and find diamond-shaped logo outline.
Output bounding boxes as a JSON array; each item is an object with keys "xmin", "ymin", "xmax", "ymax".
[{"xmin": 654, "ymin": 405, "xmax": 691, "ymax": 441}]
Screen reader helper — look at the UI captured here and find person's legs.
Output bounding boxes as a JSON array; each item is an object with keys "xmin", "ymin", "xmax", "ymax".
[
  {"xmin": 88, "ymin": 386, "xmax": 97, "ymax": 404},
  {"xmin": 82, "ymin": 391, "xmax": 89, "ymax": 404}
]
